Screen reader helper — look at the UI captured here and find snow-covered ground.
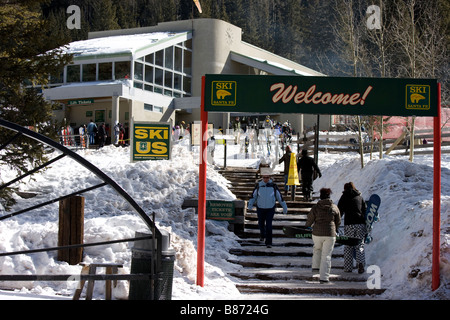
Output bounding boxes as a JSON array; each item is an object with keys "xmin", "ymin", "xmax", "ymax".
[{"xmin": 0, "ymin": 134, "xmax": 448, "ymax": 300}]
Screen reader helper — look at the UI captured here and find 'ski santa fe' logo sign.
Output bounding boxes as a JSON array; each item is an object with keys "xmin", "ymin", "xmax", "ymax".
[
  {"xmin": 406, "ymin": 85, "xmax": 430, "ymax": 111},
  {"xmin": 211, "ymin": 81, "xmax": 237, "ymax": 107}
]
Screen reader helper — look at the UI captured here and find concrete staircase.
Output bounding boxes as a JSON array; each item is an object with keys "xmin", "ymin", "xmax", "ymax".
[{"xmin": 219, "ymin": 167, "xmax": 385, "ymax": 298}]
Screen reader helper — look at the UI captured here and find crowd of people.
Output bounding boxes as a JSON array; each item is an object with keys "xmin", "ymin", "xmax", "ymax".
[
  {"xmin": 59, "ymin": 120, "xmax": 130, "ymax": 149},
  {"xmin": 60, "ymin": 119, "xmax": 192, "ymax": 149}
]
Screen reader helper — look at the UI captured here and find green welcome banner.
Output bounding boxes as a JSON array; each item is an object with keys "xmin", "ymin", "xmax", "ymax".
[{"xmin": 204, "ymin": 75, "xmax": 438, "ymax": 117}]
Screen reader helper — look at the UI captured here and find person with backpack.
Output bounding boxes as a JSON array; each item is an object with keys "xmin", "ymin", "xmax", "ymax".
[{"xmin": 247, "ymin": 168, "xmax": 288, "ymax": 248}]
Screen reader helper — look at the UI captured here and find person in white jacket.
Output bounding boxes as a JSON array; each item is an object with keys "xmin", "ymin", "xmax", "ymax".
[{"xmin": 248, "ymin": 168, "xmax": 288, "ymax": 248}]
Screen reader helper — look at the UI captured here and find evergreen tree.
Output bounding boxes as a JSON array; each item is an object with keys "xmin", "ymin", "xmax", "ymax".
[
  {"xmin": 224, "ymin": 0, "xmax": 246, "ymax": 29},
  {"xmin": 0, "ymin": 0, "xmax": 72, "ymax": 207},
  {"xmin": 91, "ymin": 0, "xmax": 120, "ymax": 31},
  {"xmin": 299, "ymin": 0, "xmax": 338, "ymax": 72},
  {"xmin": 113, "ymin": 0, "xmax": 139, "ymax": 29}
]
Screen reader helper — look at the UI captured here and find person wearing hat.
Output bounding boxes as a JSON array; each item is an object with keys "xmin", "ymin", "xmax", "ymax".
[{"xmin": 247, "ymin": 168, "xmax": 288, "ymax": 248}]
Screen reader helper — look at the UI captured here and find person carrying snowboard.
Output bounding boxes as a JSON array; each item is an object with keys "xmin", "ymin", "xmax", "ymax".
[
  {"xmin": 297, "ymin": 149, "xmax": 321, "ymax": 201},
  {"xmin": 304, "ymin": 188, "xmax": 341, "ymax": 283},
  {"xmin": 247, "ymin": 168, "xmax": 288, "ymax": 248},
  {"xmin": 337, "ymin": 182, "xmax": 367, "ymax": 273}
]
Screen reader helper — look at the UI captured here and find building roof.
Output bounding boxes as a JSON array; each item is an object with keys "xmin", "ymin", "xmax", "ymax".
[
  {"xmin": 63, "ymin": 31, "xmax": 190, "ymax": 61},
  {"xmin": 230, "ymin": 51, "xmax": 324, "ymax": 77}
]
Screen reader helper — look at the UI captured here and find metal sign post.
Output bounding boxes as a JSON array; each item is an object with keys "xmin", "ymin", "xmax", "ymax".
[
  {"xmin": 197, "ymin": 76, "xmax": 208, "ymax": 287},
  {"xmin": 432, "ymin": 83, "xmax": 441, "ymax": 291}
]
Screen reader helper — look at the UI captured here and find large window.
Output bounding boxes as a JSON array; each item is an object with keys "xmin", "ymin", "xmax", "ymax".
[
  {"xmin": 133, "ymin": 40, "xmax": 192, "ymax": 97},
  {"xmin": 67, "ymin": 65, "xmax": 80, "ymax": 83},
  {"xmin": 114, "ymin": 61, "xmax": 131, "ymax": 80},
  {"xmin": 82, "ymin": 64, "xmax": 96, "ymax": 82},
  {"xmin": 174, "ymin": 47, "xmax": 182, "ymax": 72},
  {"xmin": 98, "ymin": 62, "xmax": 112, "ymax": 81},
  {"xmin": 50, "ymin": 66, "xmax": 64, "ymax": 85},
  {"xmin": 144, "ymin": 103, "xmax": 163, "ymax": 113},
  {"xmin": 134, "ymin": 62, "xmax": 143, "ymax": 81},
  {"xmin": 65, "ymin": 61, "xmax": 130, "ymax": 84}
]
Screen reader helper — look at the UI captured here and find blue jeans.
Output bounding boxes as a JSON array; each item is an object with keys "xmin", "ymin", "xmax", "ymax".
[
  {"xmin": 89, "ymin": 133, "xmax": 96, "ymax": 145},
  {"xmin": 257, "ymin": 207, "xmax": 275, "ymax": 245},
  {"xmin": 284, "ymin": 174, "xmax": 290, "ymax": 192}
]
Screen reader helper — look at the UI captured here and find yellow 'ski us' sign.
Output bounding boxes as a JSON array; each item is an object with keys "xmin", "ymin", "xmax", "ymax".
[{"xmin": 132, "ymin": 122, "xmax": 171, "ymax": 161}]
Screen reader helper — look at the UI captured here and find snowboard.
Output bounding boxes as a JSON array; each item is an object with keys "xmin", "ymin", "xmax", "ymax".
[
  {"xmin": 283, "ymin": 226, "xmax": 363, "ymax": 246},
  {"xmin": 364, "ymin": 194, "xmax": 381, "ymax": 244}
]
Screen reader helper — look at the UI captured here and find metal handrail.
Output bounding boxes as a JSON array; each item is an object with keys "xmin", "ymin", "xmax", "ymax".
[
  {"xmin": 0, "ymin": 235, "xmax": 152, "ymax": 257},
  {"xmin": 0, "ymin": 118, "xmax": 159, "ymax": 234},
  {"xmin": 0, "ymin": 118, "xmax": 162, "ymax": 275},
  {"xmin": 0, "ymin": 183, "xmax": 107, "ymax": 221}
]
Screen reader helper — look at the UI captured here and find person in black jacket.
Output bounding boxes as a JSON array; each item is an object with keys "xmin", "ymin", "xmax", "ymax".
[
  {"xmin": 337, "ymin": 182, "xmax": 367, "ymax": 273},
  {"xmin": 97, "ymin": 123, "xmax": 107, "ymax": 148},
  {"xmin": 278, "ymin": 145, "xmax": 292, "ymax": 196},
  {"xmin": 297, "ymin": 149, "xmax": 321, "ymax": 201}
]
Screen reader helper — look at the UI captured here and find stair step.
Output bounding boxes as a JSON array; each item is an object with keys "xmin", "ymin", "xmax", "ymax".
[
  {"xmin": 229, "ymin": 246, "xmax": 343, "ymax": 257},
  {"xmin": 230, "ymin": 268, "xmax": 366, "ymax": 282},
  {"xmin": 235, "ymin": 280, "xmax": 385, "ymax": 296},
  {"xmin": 245, "ymin": 212, "xmax": 307, "ymax": 220},
  {"xmin": 237, "ymin": 238, "xmax": 312, "ymax": 247},
  {"xmin": 243, "ymin": 220, "xmax": 306, "ymax": 230},
  {"xmin": 228, "ymin": 256, "xmax": 344, "ymax": 269}
]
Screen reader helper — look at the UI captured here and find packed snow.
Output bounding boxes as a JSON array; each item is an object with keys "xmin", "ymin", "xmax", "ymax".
[{"xmin": 0, "ymin": 134, "xmax": 448, "ymax": 300}]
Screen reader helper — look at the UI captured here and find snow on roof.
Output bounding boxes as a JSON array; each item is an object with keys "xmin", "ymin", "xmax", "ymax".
[{"xmin": 62, "ymin": 32, "xmax": 188, "ymax": 59}]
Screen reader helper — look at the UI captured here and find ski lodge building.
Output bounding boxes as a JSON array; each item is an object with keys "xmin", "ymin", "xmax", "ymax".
[{"xmin": 43, "ymin": 18, "xmax": 328, "ymax": 135}]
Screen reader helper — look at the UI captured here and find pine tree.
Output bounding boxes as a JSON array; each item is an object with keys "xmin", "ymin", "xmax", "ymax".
[
  {"xmin": 113, "ymin": 0, "xmax": 139, "ymax": 29},
  {"xmin": 300, "ymin": 0, "xmax": 338, "ymax": 72},
  {"xmin": 91, "ymin": 0, "xmax": 120, "ymax": 31},
  {"xmin": 0, "ymin": 1, "xmax": 72, "ymax": 207}
]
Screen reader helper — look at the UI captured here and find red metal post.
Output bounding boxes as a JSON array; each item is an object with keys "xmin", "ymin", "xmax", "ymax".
[
  {"xmin": 432, "ymin": 83, "xmax": 441, "ymax": 291},
  {"xmin": 197, "ymin": 76, "xmax": 207, "ymax": 287}
]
